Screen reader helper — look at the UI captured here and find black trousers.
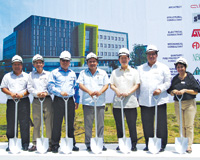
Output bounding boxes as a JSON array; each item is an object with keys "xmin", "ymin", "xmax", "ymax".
[
  {"xmin": 140, "ymin": 104, "xmax": 168, "ymax": 149},
  {"xmin": 6, "ymin": 97, "xmax": 30, "ymax": 147},
  {"xmin": 51, "ymin": 96, "xmax": 76, "ymax": 146},
  {"xmin": 113, "ymin": 107, "xmax": 137, "ymax": 147}
]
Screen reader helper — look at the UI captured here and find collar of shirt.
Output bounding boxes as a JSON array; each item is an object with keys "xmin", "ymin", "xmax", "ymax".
[
  {"xmin": 119, "ymin": 65, "xmax": 131, "ymax": 71},
  {"xmin": 33, "ymin": 69, "xmax": 47, "ymax": 75},
  {"xmin": 11, "ymin": 71, "xmax": 23, "ymax": 77},
  {"xmin": 58, "ymin": 67, "xmax": 72, "ymax": 73},
  {"xmin": 145, "ymin": 61, "xmax": 159, "ymax": 69},
  {"xmin": 85, "ymin": 68, "xmax": 99, "ymax": 76}
]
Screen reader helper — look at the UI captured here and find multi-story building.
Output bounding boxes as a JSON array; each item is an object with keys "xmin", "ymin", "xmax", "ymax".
[{"xmin": 2, "ymin": 15, "xmax": 128, "ymax": 73}]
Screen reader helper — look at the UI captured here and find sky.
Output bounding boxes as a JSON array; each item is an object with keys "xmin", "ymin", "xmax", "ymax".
[{"xmin": 0, "ymin": 0, "xmax": 147, "ymax": 60}]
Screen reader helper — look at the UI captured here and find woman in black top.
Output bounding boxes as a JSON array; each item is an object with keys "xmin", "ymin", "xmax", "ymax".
[{"xmin": 167, "ymin": 57, "xmax": 200, "ymax": 153}]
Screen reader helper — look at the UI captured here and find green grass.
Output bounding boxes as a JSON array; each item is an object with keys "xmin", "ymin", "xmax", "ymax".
[{"xmin": 0, "ymin": 102, "xmax": 200, "ymax": 144}]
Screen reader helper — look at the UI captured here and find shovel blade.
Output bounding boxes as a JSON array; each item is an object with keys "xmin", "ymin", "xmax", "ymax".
[
  {"xmin": 60, "ymin": 137, "xmax": 73, "ymax": 153},
  {"xmin": 91, "ymin": 137, "xmax": 103, "ymax": 154},
  {"xmin": 118, "ymin": 137, "xmax": 131, "ymax": 153},
  {"xmin": 175, "ymin": 137, "xmax": 188, "ymax": 154},
  {"xmin": 148, "ymin": 137, "xmax": 161, "ymax": 154},
  {"xmin": 36, "ymin": 138, "xmax": 49, "ymax": 153},
  {"xmin": 9, "ymin": 138, "xmax": 22, "ymax": 154}
]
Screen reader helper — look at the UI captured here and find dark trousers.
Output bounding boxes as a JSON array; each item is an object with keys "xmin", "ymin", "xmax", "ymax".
[
  {"xmin": 6, "ymin": 97, "xmax": 30, "ymax": 147},
  {"xmin": 113, "ymin": 107, "xmax": 137, "ymax": 147},
  {"xmin": 140, "ymin": 104, "xmax": 168, "ymax": 149},
  {"xmin": 51, "ymin": 96, "xmax": 76, "ymax": 146}
]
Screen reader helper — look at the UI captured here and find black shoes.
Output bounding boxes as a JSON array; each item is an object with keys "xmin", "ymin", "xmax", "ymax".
[
  {"xmin": 143, "ymin": 146, "xmax": 149, "ymax": 151},
  {"xmin": 22, "ymin": 145, "xmax": 29, "ymax": 151},
  {"xmin": 102, "ymin": 146, "xmax": 107, "ymax": 151},
  {"xmin": 52, "ymin": 145, "xmax": 59, "ymax": 153},
  {"xmin": 116, "ymin": 146, "xmax": 120, "ymax": 151},
  {"xmin": 131, "ymin": 146, "xmax": 137, "ymax": 151},
  {"xmin": 6, "ymin": 147, "xmax": 10, "ymax": 152},
  {"xmin": 28, "ymin": 145, "xmax": 37, "ymax": 152},
  {"xmin": 159, "ymin": 148, "xmax": 165, "ymax": 152},
  {"xmin": 87, "ymin": 146, "xmax": 92, "ymax": 152},
  {"xmin": 72, "ymin": 146, "xmax": 79, "ymax": 151}
]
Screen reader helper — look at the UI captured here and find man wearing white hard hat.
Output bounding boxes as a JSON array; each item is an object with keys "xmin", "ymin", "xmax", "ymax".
[
  {"xmin": 77, "ymin": 52, "xmax": 109, "ymax": 151},
  {"xmin": 138, "ymin": 45, "xmax": 171, "ymax": 152},
  {"xmin": 47, "ymin": 51, "xmax": 80, "ymax": 153},
  {"xmin": 1, "ymin": 55, "xmax": 30, "ymax": 151},
  {"xmin": 167, "ymin": 57, "xmax": 200, "ymax": 153},
  {"xmin": 27, "ymin": 54, "xmax": 53, "ymax": 152},
  {"xmin": 110, "ymin": 48, "xmax": 140, "ymax": 151}
]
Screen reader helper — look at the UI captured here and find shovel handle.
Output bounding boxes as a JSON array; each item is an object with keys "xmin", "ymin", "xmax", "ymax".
[
  {"xmin": 13, "ymin": 99, "xmax": 20, "ymax": 139},
  {"xmin": 92, "ymin": 96, "xmax": 99, "ymax": 138},
  {"xmin": 39, "ymin": 97, "xmax": 45, "ymax": 139},
  {"xmin": 63, "ymin": 97, "xmax": 70, "ymax": 138},
  {"xmin": 119, "ymin": 97, "xmax": 126, "ymax": 139},
  {"xmin": 175, "ymin": 94, "xmax": 184, "ymax": 138},
  {"xmin": 153, "ymin": 95, "xmax": 160, "ymax": 138}
]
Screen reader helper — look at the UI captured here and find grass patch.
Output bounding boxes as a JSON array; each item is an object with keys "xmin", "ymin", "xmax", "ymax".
[{"xmin": 0, "ymin": 102, "xmax": 200, "ymax": 144}]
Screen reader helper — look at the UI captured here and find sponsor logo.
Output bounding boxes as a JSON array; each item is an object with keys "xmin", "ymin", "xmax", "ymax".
[
  {"xmin": 191, "ymin": 4, "xmax": 200, "ymax": 8},
  {"xmin": 167, "ymin": 16, "xmax": 182, "ymax": 21},
  {"xmin": 192, "ymin": 42, "xmax": 200, "ymax": 49},
  {"xmin": 192, "ymin": 29, "xmax": 200, "ymax": 37},
  {"xmin": 167, "ymin": 43, "xmax": 183, "ymax": 48},
  {"xmin": 168, "ymin": 6, "xmax": 182, "ymax": 9},
  {"xmin": 193, "ymin": 13, "xmax": 200, "ymax": 23},
  {"xmin": 193, "ymin": 53, "xmax": 200, "ymax": 61},
  {"xmin": 193, "ymin": 67, "xmax": 200, "ymax": 75},
  {"xmin": 167, "ymin": 31, "xmax": 182, "ymax": 36}
]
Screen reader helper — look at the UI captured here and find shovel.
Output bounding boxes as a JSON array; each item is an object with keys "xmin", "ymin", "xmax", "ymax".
[
  {"xmin": 9, "ymin": 98, "xmax": 22, "ymax": 154},
  {"xmin": 60, "ymin": 97, "xmax": 73, "ymax": 153},
  {"xmin": 36, "ymin": 97, "xmax": 49, "ymax": 153},
  {"xmin": 175, "ymin": 94, "xmax": 188, "ymax": 154},
  {"xmin": 148, "ymin": 95, "xmax": 161, "ymax": 154},
  {"xmin": 90, "ymin": 96, "xmax": 103, "ymax": 154},
  {"xmin": 118, "ymin": 97, "xmax": 131, "ymax": 153}
]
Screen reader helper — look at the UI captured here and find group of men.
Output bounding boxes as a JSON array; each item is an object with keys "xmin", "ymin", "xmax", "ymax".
[{"xmin": 1, "ymin": 44, "xmax": 171, "ymax": 153}]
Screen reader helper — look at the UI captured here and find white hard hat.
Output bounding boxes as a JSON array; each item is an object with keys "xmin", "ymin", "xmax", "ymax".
[
  {"xmin": 12, "ymin": 55, "xmax": 23, "ymax": 63},
  {"xmin": 174, "ymin": 57, "xmax": 188, "ymax": 68},
  {"xmin": 86, "ymin": 52, "xmax": 98, "ymax": 61},
  {"xmin": 146, "ymin": 45, "xmax": 159, "ymax": 53},
  {"xmin": 59, "ymin": 51, "xmax": 71, "ymax": 60},
  {"xmin": 32, "ymin": 54, "xmax": 44, "ymax": 64},
  {"xmin": 118, "ymin": 48, "xmax": 130, "ymax": 56}
]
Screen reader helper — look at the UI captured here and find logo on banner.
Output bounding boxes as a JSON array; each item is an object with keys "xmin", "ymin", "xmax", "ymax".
[
  {"xmin": 192, "ymin": 42, "xmax": 200, "ymax": 49},
  {"xmin": 193, "ymin": 67, "xmax": 200, "ymax": 75},
  {"xmin": 193, "ymin": 53, "xmax": 200, "ymax": 61},
  {"xmin": 192, "ymin": 29, "xmax": 200, "ymax": 37},
  {"xmin": 193, "ymin": 13, "xmax": 200, "ymax": 23},
  {"xmin": 191, "ymin": 4, "xmax": 200, "ymax": 8}
]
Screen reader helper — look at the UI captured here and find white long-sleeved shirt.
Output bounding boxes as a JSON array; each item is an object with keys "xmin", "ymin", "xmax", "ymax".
[
  {"xmin": 27, "ymin": 70, "xmax": 50, "ymax": 97},
  {"xmin": 138, "ymin": 61, "xmax": 171, "ymax": 107}
]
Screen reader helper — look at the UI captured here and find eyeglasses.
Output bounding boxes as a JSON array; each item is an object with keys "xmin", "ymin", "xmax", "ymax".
[
  {"xmin": 147, "ymin": 53, "xmax": 157, "ymax": 56},
  {"xmin": 34, "ymin": 61, "xmax": 43, "ymax": 65},
  {"xmin": 61, "ymin": 59, "xmax": 70, "ymax": 62}
]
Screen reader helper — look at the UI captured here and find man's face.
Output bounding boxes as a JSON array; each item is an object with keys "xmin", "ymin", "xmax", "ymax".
[
  {"xmin": 147, "ymin": 51, "xmax": 158, "ymax": 66},
  {"xmin": 12, "ymin": 62, "xmax": 23, "ymax": 74},
  {"xmin": 87, "ymin": 58, "xmax": 98, "ymax": 70},
  {"xmin": 33, "ymin": 60, "xmax": 44, "ymax": 72},
  {"xmin": 119, "ymin": 55, "xmax": 130, "ymax": 67},
  {"xmin": 60, "ymin": 59, "xmax": 70, "ymax": 70}
]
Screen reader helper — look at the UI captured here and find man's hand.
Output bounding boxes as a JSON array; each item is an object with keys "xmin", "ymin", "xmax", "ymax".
[
  {"xmin": 153, "ymin": 89, "xmax": 161, "ymax": 95},
  {"xmin": 37, "ymin": 92, "xmax": 48, "ymax": 98},
  {"xmin": 60, "ymin": 91, "xmax": 68, "ymax": 97},
  {"xmin": 75, "ymin": 103, "xmax": 79, "ymax": 110}
]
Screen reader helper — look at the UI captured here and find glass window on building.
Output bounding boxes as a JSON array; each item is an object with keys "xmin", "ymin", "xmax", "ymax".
[
  {"xmin": 104, "ymin": 35, "xmax": 107, "ymax": 40},
  {"xmin": 122, "ymin": 45, "xmax": 124, "ymax": 48},
  {"xmin": 119, "ymin": 45, "xmax": 121, "ymax": 48},
  {"xmin": 118, "ymin": 37, "xmax": 121, "ymax": 41},
  {"xmin": 100, "ymin": 52, "xmax": 103, "ymax": 56},
  {"xmin": 112, "ymin": 44, "xmax": 114, "ymax": 48},
  {"xmin": 108, "ymin": 36, "xmax": 110, "ymax": 40},
  {"xmin": 115, "ymin": 37, "xmax": 117, "ymax": 41},
  {"xmin": 111, "ymin": 36, "xmax": 114, "ymax": 40},
  {"xmin": 122, "ymin": 37, "xmax": 124, "ymax": 41},
  {"xmin": 115, "ymin": 52, "xmax": 118, "ymax": 56},
  {"xmin": 108, "ymin": 44, "xmax": 110, "ymax": 48},
  {"xmin": 100, "ymin": 35, "xmax": 103, "ymax": 39},
  {"xmin": 108, "ymin": 52, "xmax": 111, "ymax": 56},
  {"xmin": 100, "ymin": 43, "xmax": 103, "ymax": 47},
  {"xmin": 112, "ymin": 52, "xmax": 115, "ymax": 56},
  {"xmin": 115, "ymin": 44, "xmax": 118, "ymax": 48},
  {"xmin": 104, "ymin": 52, "xmax": 107, "ymax": 56},
  {"xmin": 104, "ymin": 44, "xmax": 107, "ymax": 48}
]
